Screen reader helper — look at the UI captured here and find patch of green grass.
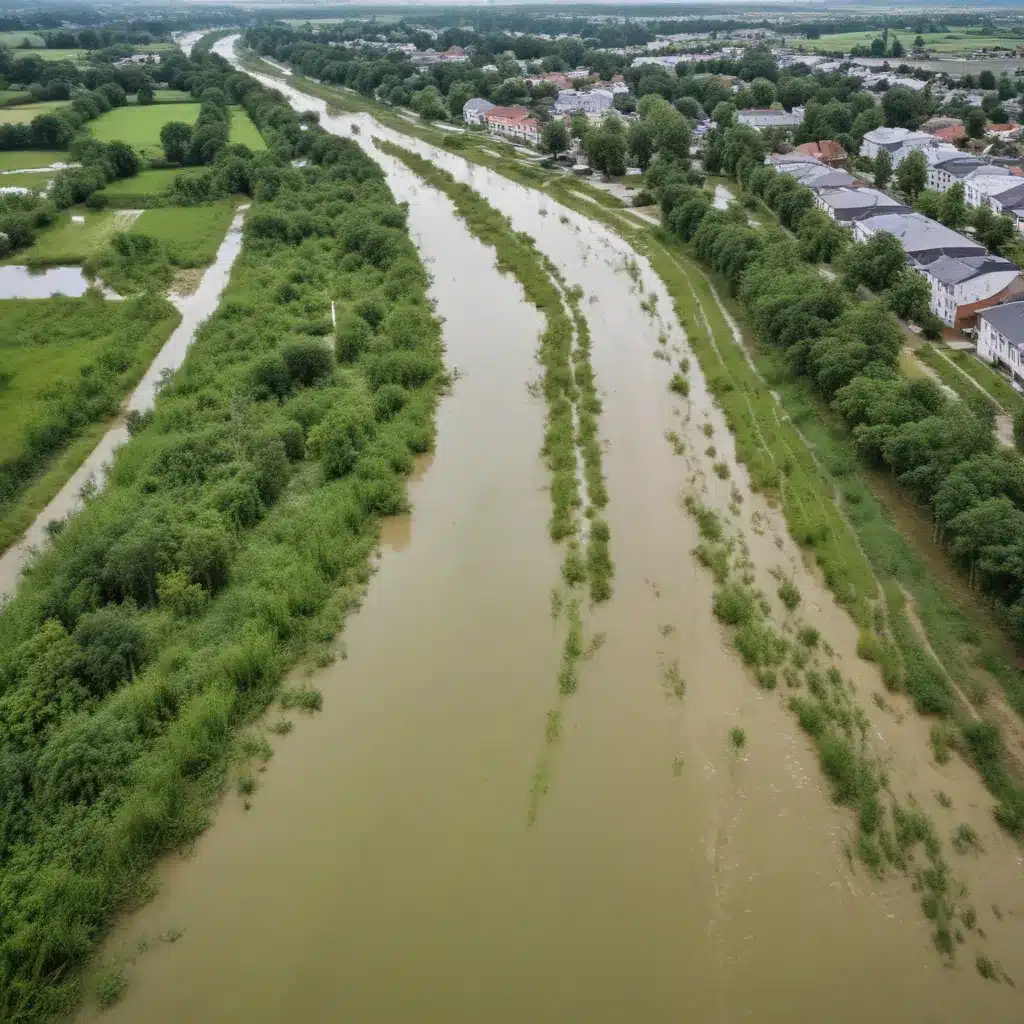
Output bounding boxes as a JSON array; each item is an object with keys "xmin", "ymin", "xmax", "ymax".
[
  {"xmin": 101, "ymin": 165, "xmax": 207, "ymax": 198},
  {"xmin": 0, "ymin": 149, "xmax": 71, "ymax": 171},
  {"xmin": 951, "ymin": 822, "xmax": 982, "ymax": 854},
  {"xmin": 663, "ymin": 659, "xmax": 686, "ymax": 699},
  {"xmin": 15, "ymin": 48, "xmax": 88, "ymax": 63},
  {"xmin": 128, "ymin": 201, "xmax": 238, "ymax": 266},
  {"xmin": 95, "ymin": 964, "xmax": 127, "ymax": 1009},
  {"xmin": 230, "ymin": 107, "xmax": 266, "ymax": 150},
  {"xmin": 777, "ymin": 578, "xmax": 801, "ymax": 611},
  {"xmin": 728, "ymin": 726, "xmax": 746, "ymax": 751},
  {"xmin": 90, "ymin": 103, "xmax": 202, "ymax": 158},
  {"xmin": 279, "ymin": 686, "xmax": 323, "ymax": 712},
  {"xmin": 7, "ymin": 209, "xmax": 123, "ymax": 264},
  {"xmin": 0, "ymin": 100, "xmax": 72, "ymax": 124},
  {"xmin": 0, "ymin": 169, "xmax": 54, "ymax": 190}
]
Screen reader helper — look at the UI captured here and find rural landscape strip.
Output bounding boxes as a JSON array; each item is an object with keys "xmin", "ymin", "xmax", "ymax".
[{"xmin": 0, "ymin": 91, "xmax": 446, "ymax": 1019}]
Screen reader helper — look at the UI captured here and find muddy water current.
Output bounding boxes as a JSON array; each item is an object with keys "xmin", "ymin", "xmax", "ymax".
[{"xmin": 82, "ymin": 41, "xmax": 1024, "ymax": 1022}]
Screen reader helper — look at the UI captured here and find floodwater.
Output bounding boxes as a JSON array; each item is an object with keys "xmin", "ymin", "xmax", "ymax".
[
  {"xmin": 0, "ymin": 265, "xmax": 99, "ymax": 299},
  {"xmin": 0, "ymin": 206, "xmax": 248, "ymax": 599},
  {"xmin": 82, "ymin": 39, "xmax": 1024, "ymax": 1022}
]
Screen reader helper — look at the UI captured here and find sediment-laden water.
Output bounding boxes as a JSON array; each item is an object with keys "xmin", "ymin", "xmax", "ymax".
[{"xmin": 78, "ymin": 39, "xmax": 1024, "ymax": 1023}]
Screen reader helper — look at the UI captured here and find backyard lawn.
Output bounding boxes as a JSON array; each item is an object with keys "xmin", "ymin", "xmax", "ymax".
[
  {"xmin": 0, "ymin": 150, "xmax": 71, "ymax": 171},
  {"xmin": 0, "ymin": 101, "xmax": 73, "ymax": 125}
]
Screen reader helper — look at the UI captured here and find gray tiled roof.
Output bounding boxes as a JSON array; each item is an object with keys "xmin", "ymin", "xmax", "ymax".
[
  {"xmin": 915, "ymin": 252, "xmax": 1018, "ymax": 286},
  {"xmin": 979, "ymin": 300, "xmax": 1024, "ymax": 348},
  {"xmin": 857, "ymin": 212, "xmax": 985, "ymax": 258}
]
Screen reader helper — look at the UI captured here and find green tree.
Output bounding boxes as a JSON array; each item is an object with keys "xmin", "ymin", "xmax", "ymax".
[
  {"xmin": 885, "ymin": 270, "xmax": 931, "ymax": 322},
  {"xmin": 894, "ymin": 150, "xmax": 927, "ymax": 200},
  {"xmin": 542, "ymin": 119, "xmax": 570, "ymax": 157},
  {"xmin": 914, "ymin": 35, "xmax": 925, "ymax": 49},
  {"xmin": 1014, "ymin": 408, "xmax": 1024, "ymax": 453},
  {"xmin": 569, "ymin": 112, "xmax": 588, "ymax": 140},
  {"xmin": 160, "ymin": 121, "xmax": 193, "ymax": 164},
  {"xmin": 447, "ymin": 82, "xmax": 473, "ymax": 119},
  {"xmin": 966, "ymin": 107, "xmax": 987, "ymax": 139},
  {"xmin": 585, "ymin": 116, "xmax": 627, "ymax": 177},
  {"xmin": 979, "ymin": 70, "xmax": 996, "ymax": 91},
  {"xmin": 890, "ymin": 37, "xmax": 905, "ymax": 59},
  {"xmin": 748, "ymin": 77, "xmax": 776, "ymax": 107},
  {"xmin": 873, "ymin": 149, "xmax": 893, "ymax": 189},
  {"xmin": 628, "ymin": 118, "xmax": 656, "ymax": 171},
  {"xmin": 712, "ymin": 101, "xmax": 736, "ymax": 128},
  {"xmin": 883, "ymin": 86, "xmax": 927, "ymax": 129},
  {"xmin": 137, "ymin": 82, "xmax": 155, "ymax": 105},
  {"xmin": 411, "ymin": 85, "xmax": 447, "ymax": 121},
  {"xmin": 839, "ymin": 231, "xmax": 907, "ymax": 293},
  {"xmin": 939, "ymin": 182, "xmax": 967, "ymax": 230},
  {"xmin": 913, "ymin": 189, "xmax": 942, "ymax": 220}
]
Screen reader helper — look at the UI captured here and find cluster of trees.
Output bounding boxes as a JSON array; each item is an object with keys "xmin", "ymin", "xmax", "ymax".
[
  {"xmin": 159, "ymin": 86, "xmax": 230, "ymax": 165},
  {"xmin": 655, "ymin": 137, "xmax": 1024, "ymax": 659},
  {"xmin": 0, "ymin": 61, "xmax": 446, "ymax": 1017}
]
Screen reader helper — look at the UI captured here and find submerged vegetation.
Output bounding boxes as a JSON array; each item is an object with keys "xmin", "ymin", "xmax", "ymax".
[{"xmin": 0, "ymin": 83, "xmax": 443, "ymax": 1019}]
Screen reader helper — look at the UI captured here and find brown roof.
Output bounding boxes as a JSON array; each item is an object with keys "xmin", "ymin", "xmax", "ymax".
[
  {"xmin": 934, "ymin": 125, "xmax": 966, "ymax": 142},
  {"xmin": 793, "ymin": 140, "xmax": 848, "ymax": 162}
]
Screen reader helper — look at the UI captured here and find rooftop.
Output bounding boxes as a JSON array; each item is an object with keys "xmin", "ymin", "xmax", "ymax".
[
  {"xmin": 857, "ymin": 212, "xmax": 985, "ymax": 258},
  {"xmin": 914, "ymin": 252, "xmax": 1019, "ymax": 286},
  {"xmin": 817, "ymin": 187, "xmax": 906, "ymax": 214}
]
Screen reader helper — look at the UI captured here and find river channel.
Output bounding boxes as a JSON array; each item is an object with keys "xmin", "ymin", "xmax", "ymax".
[{"xmin": 79, "ymin": 40, "xmax": 1024, "ymax": 1022}]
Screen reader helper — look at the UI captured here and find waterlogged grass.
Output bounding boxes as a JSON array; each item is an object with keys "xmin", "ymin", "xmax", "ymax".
[
  {"xmin": 0, "ymin": 139, "xmax": 444, "ymax": 1019},
  {"xmin": 916, "ymin": 344, "xmax": 999, "ymax": 412},
  {"xmin": 128, "ymin": 201, "xmax": 239, "ymax": 267}
]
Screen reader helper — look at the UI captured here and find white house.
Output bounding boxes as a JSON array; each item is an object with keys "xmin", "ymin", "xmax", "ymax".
[
  {"xmin": 736, "ymin": 107, "xmax": 804, "ymax": 130},
  {"xmin": 859, "ymin": 126, "xmax": 934, "ymax": 161},
  {"xmin": 462, "ymin": 97, "xmax": 495, "ymax": 126},
  {"xmin": 965, "ymin": 175, "xmax": 1023, "ymax": 209},
  {"xmin": 552, "ymin": 89, "xmax": 613, "ymax": 116},
  {"xmin": 978, "ymin": 300, "xmax": 1024, "ymax": 381},
  {"xmin": 988, "ymin": 182, "xmax": 1024, "ymax": 231},
  {"xmin": 913, "ymin": 253, "xmax": 1022, "ymax": 327}
]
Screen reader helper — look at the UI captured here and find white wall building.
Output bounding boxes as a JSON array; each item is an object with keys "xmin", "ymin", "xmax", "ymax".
[
  {"xmin": 859, "ymin": 126, "xmax": 935, "ymax": 161},
  {"xmin": 978, "ymin": 300, "xmax": 1024, "ymax": 380},
  {"xmin": 462, "ymin": 97, "xmax": 495, "ymax": 126},
  {"xmin": 736, "ymin": 106, "xmax": 804, "ymax": 130},
  {"xmin": 552, "ymin": 89, "xmax": 613, "ymax": 116},
  {"xmin": 914, "ymin": 253, "xmax": 1022, "ymax": 326},
  {"xmin": 965, "ymin": 175, "xmax": 1023, "ymax": 209}
]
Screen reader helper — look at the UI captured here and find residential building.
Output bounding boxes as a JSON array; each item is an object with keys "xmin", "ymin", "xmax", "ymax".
[
  {"xmin": 552, "ymin": 88, "xmax": 613, "ymax": 116},
  {"xmin": 736, "ymin": 107, "xmax": 804, "ymax": 130},
  {"xmin": 921, "ymin": 116, "xmax": 964, "ymax": 135},
  {"xmin": 986, "ymin": 123, "xmax": 1022, "ymax": 140},
  {"xmin": 462, "ymin": 97, "xmax": 495, "ymax": 126},
  {"xmin": 814, "ymin": 187, "xmax": 909, "ymax": 224},
  {"xmin": 441, "ymin": 46, "xmax": 469, "ymax": 63},
  {"xmin": 965, "ymin": 175, "xmax": 1024, "ymax": 209},
  {"xmin": 978, "ymin": 300, "xmax": 1024, "ymax": 380},
  {"xmin": 927, "ymin": 154, "xmax": 1012, "ymax": 194},
  {"xmin": 793, "ymin": 140, "xmax": 848, "ymax": 167},
  {"xmin": 484, "ymin": 105, "xmax": 540, "ymax": 146},
  {"xmin": 934, "ymin": 124, "xmax": 967, "ymax": 144},
  {"xmin": 853, "ymin": 212, "xmax": 985, "ymax": 260},
  {"xmin": 592, "ymin": 75, "xmax": 629, "ymax": 95},
  {"xmin": 987, "ymin": 182, "xmax": 1024, "ymax": 230},
  {"xmin": 859, "ymin": 126, "xmax": 934, "ymax": 161},
  {"xmin": 914, "ymin": 253, "xmax": 1022, "ymax": 327},
  {"xmin": 778, "ymin": 161, "xmax": 858, "ymax": 190}
]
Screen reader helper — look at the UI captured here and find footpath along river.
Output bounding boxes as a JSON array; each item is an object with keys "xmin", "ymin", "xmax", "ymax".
[{"xmin": 79, "ymin": 39, "xmax": 1024, "ymax": 1022}]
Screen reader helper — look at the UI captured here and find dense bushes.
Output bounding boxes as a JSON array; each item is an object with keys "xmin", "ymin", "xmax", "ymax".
[{"xmin": 0, "ymin": 94, "xmax": 443, "ymax": 1019}]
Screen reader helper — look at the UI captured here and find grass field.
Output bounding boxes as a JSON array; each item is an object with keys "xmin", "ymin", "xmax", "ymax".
[
  {"xmin": 101, "ymin": 165, "xmax": 205, "ymax": 195},
  {"xmin": 130, "ymin": 200, "xmax": 238, "ymax": 265},
  {"xmin": 230, "ymin": 107, "xmax": 266, "ymax": 149},
  {"xmin": 5, "ymin": 210, "xmax": 130, "ymax": 265},
  {"xmin": 127, "ymin": 89, "xmax": 193, "ymax": 104},
  {"xmin": 0, "ymin": 150, "xmax": 71, "ymax": 171},
  {"xmin": 803, "ymin": 29, "xmax": 1024, "ymax": 54},
  {"xmin": 0, "ymin": 170, "xmax": 55, "ymax": 191},
  {"xmin": 0, "ymin": 100, "xmax": 72, "ymax": 125},
  {"xmin": 89, "ymin": 103, "xmax": 202, "ymax": 157},
  {"xmin": 13, "ymin": 48, "xmax": 88, "ymax": 63},
  {"xmin": 0, "ymin": 89, "xmax": 31, "ymax": 106},
  {"xmin": 0, "ymin": 31, "xmax": 45, "ymax": 48}
]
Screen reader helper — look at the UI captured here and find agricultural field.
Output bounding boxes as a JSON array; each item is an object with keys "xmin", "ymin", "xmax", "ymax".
[
  {"xmin": 130, "ymin": 200, "xmax": 238, "ymax": 265},
  {"xmin": 89, "ymin": 102, "xmax": 202, "ymax": 158},
  {"xmin": 0, "ymin": 89, "xmax": 31, "ymax": 106},
  {"xmin": 0, "ymin": 170, "xmax": 54, "ymax": 191},
  {"xmin": 101, "ymin": 165, "xmax": 205, "ymax": 195},
  {"xmin": 0, "ymin": 294, "xmax": 178, "ymax": 549},
  {"xmin": 5, "ymin": 209, "xmax": 136, "ymax": 265},
  {"xmin": 0, "ymin": 31, "xmax": 45, "ymax": 48},
  {"xmin": 230, "ymin": 107, "xmax": 266, "ymax": 149},
  {"xmin": 803, "ymin": 29, "xmax": 1024, "ymax": 54},
  {"xmin": 0, "ymin": 149, "xmax": 71, "ymax": 171},
  {"xmin": 0, "ymin": 100, "xmax": 72, "ymax": 124},
  {"xmin": 13, "ymin": 48, "xmax": 89, "ymax": 63}
]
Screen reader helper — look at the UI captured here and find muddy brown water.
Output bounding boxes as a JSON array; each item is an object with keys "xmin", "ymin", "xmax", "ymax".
[{"xmin": 79, "ymin": 41, "xmax": 1024, "ymax": 1022}]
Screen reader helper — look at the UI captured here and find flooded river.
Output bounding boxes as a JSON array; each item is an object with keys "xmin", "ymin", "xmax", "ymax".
[
  {"xmin": 80, "ymin": 39, "xmax": 1024, "ymax": 1022},
  {"xmin": 0, "ymin": 206, "xmax": 247, "ymax": 599}
]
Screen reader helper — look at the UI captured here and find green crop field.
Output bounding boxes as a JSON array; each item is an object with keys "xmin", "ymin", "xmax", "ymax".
[
  {"xmin": 0, "ymin": 150, "xmax": 71, "ymax": 171},
  {"xmin": 0, "ymin": 170, "xmax": 55, "ymax": 191},
  {"xmin": 101, "ymin": 165, "xmax": 205, "ymax": 195},
  {"xmin": 0, "ymin": 100, "xmax": 72, "ymax": 125},
  {"xmin": 0, "ymin": 31, "xmax": 45, "ymax": 48},
  {"xmin": 130, "ymin": 200, "xmax": 238, "ymax": 265},
  {"xmin": 230, "ymin": 107, "xmax": 266, "ymax": 149},
  {"xmin": 802, "ymin": 29, "xmax": 1024, "ymax": 54},
  {"xmin": 6, "ymin": 209, "xmax": 132, "ymax": 265},
  {"xmin": 13, "ymin": 48, "xmax": 88, "ymax": 63},
  {"xmin": 90, "ymin": 102, "xmax": 202, "ymax": 157}
]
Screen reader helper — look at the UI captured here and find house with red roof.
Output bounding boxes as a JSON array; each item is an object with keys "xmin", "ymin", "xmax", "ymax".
[
  {"xmin": 793, "ymin": 140, "xmax": 848, "ymax": 167},
  {"xmin": 485, "ymin": 105, "xmax": 541, "ymax": 146}
]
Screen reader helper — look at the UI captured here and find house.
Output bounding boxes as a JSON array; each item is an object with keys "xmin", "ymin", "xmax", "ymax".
[
  {"xmin": 552, "ymin": 89, "xmax": 613, "ymax": 116},
  {"xmin": 927, "ymin": 154, "xmax": 1013, "ymax": 194},
  {"xmin": 987, "ymin": 182, "xmax": 1024, "ymax": 230},
  {"xmin": 915, "ymin": 252, "xmax": 1022, "ymax": 328},
  {"xmin": 965, "ymin": 174, "xmax": 1024, "ymax": 209},
  {"xmin": 592, "ymin": 75, "xmax": 629, "ymax": 95},
  {"xmin": 853, "ymin": 212, "xmax": 986, "ymax": 260},
  {"xmin": 778, "ymin": 161, "xmax": 858, "ymax": 190},
  {"xmin": 462, "ymin": 97, "xmax": 495, "ymax": 126},
  {"xmin": 793, "ymin": 140, "xmax": 848, "ymax": 167},
  {"xmin": 921, "ymin": 116, "xmax": 964, "ymax": 135},
  {"xmin": 934, "ymin": 124, "xmax": 967, "ymax": 144},
  {"xmin": 978, "ymin": 300, "xmax": 1024, "ymax": 380},
  {"xmin": 484, "ymin": 105, "xmax": 540, "ymax": 146},
  {"xmin": 859, "ymin": 126, "xmax": 935, "ymax": 161},
  {"xmin": 815, "ymin": 187, "xmax": 909, "ymax": 224},
  {"xmin": 441, "ymin": 46, "xmax": 469, "ymax": 63},
  {"xmin": 986, "ymin": 123, "xmax": 1022, "ymax": 140},
  {"xmin": 736, "ymin": 107, "xmax": 804, "ymax": 130}
]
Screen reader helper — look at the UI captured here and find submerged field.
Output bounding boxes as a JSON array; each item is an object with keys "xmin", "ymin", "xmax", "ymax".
[{"xmin": 5, "ymin": 209, "xmax": 128, "ymax": 265}]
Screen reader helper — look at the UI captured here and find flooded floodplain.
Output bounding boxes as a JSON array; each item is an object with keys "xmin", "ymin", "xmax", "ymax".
[{"xmin": 77, "ymin": 40, "xmax": 1024, "ymax": 1023}]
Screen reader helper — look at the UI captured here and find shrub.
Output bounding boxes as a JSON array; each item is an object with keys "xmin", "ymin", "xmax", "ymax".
[
  {"xmin": 777, "ymin": 578, "xmax": 801, "ymax": 610},
  {"xmin": 713, "ymin": 582, "xmax": 757, "ymax": 626},
  {"xmin": 282, "ymin": 339, "xmax": 334, "ymax": 387}
]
